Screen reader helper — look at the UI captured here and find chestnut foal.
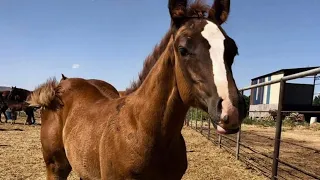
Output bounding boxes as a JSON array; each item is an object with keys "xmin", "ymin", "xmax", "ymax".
[{"xmin": 29, "ymin": 0, "xmax": 246, "ymax": 179}]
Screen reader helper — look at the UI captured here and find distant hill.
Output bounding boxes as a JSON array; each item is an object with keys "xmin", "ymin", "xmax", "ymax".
[{"xmin": 0, "ymin": 86, "xmax": 11, "ymax": 92}]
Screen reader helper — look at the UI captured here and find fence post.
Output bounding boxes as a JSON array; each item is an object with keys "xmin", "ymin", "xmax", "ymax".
[
  {"xmin": 188, "ymin": 109, "xmax": 191, "ymax": 126},
  {"xmin": 187, "ymin": 110, "xmax": 190, "ymax": 126},
  {"xmin": 236, "ymin": 125, "xmax": 241, "ymax": 160},
  {"xmin": 185, "ymin": 111, "xmax": 188, "ymax": 126},
  {"xmin": 208, "ymin": 117, "xmax": 211, "ymax": 139},
  {"xmin": 236, "ymin": 90, "xmax": 244, "ymax": 160},
  {"xmin": 271, "ymin": 80, "xmax": 285, "ymax": 180},
  {"xmin": 190, "ymin": 109, "xmax": 193, "ymax": 128},
  {"xmin": 195, "ymin": 109, "xmax": 198, "ymax": 131},
  {"xmin": 200, "ymin": 111, "xmax": 203, "ymax": 133}
]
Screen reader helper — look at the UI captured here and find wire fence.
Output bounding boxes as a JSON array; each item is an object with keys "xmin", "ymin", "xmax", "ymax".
[{"xmin": 185, "ymin": 67, "xmax": 320, "ymax": 180}]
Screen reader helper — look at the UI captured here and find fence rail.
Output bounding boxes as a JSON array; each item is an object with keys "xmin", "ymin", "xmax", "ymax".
[{"xmin": 185, "ymin": 67, "xmax": 320, "ymax": 180}]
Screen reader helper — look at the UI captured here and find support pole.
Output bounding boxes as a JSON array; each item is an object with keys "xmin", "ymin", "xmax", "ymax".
[
  {"xmin": 271, "ymin": 80, "xmax": 285, "ymax": 180},
  {"xmin": 236, "ymin": 90, "xmax": 244, "ymax": 160}
]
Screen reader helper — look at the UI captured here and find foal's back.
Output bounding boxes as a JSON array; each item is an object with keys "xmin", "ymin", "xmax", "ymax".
[
  {"xmin": 87, "ymin": 79, "xmax": 120, "ymax": 99},
  {"xmin": 60, "ymin": 74, "xmax": 120, "ymax": 99}
]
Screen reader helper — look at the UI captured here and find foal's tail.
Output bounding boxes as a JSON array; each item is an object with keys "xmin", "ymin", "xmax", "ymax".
[{"xmin": 27, "ymin": 77, "xmax": 63, "ymax": 110}]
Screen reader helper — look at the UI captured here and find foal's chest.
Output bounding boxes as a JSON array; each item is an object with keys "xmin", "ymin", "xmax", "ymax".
[{"xmin": 107, "ymin": 139, "xmax": 188, "ymax": 180}]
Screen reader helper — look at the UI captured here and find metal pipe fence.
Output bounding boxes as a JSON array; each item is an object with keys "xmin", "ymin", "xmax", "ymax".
[{"xmin": 185, "ymin": 67, "xmax": 320, "ymax": 180}]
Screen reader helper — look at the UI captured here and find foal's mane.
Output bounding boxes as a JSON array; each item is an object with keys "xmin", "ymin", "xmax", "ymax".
[{"xmin": 124, "ymin": 0, "xmax": 209, "ymax": 95}]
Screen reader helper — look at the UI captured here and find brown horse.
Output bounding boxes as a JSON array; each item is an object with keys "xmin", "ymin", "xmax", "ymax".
[
  {"xmin": 6, "ymin": 102, "xmax": 35, "ymax": 124},
  {"xmin": 29, "ymin": 0, "xmax": 246, "ymax": 179},
  {"xmin": 8, "ymin": 86, "xmax": 31, "ymax": 102},
  {"xmin": 6, "ymin": 87, "xmax": 39, "ymax": 124},
  {"xmin": 0, "ymin": 90, "xmax": 10, "ymax": 98}
]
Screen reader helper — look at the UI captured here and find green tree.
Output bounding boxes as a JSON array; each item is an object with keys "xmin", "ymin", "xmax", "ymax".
[
  {"xmin": 313, "ymin": 95, "xmax": 320, "ymax": 106},
  {"xmin": 242, "ymin": 95, "xmax": 250, "ymax": 116}
]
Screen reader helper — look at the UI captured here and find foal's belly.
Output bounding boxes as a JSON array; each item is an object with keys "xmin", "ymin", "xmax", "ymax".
[{"xmin": 63, "ymin": 122, "xmax": 103, "ymax": 179}]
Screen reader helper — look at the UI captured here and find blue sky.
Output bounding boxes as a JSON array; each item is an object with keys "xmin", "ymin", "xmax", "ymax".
[{"xmin": 0, "ymin": 0, "xmax": 319, "ymax": 96}]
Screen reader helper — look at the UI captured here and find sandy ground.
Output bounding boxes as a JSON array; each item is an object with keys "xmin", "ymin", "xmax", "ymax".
[
  {"xmin": 240, "ymin": 125, "xmax": 320, "ymax": 179},
  {"xmin": 189, "ymin": 120, "xmax": 320, "ymax": 179},
  {"xmin": 0, "ymin": 117, "xmax": 265, "ymax": 180}
]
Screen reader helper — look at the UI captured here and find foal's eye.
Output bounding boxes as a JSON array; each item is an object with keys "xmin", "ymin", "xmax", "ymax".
[{"xmin": 178, "ymin": 46, "xmax": 189, "ymax": 56}]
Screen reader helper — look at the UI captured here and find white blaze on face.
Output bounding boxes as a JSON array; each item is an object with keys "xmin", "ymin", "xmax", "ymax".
[{"xmin": 201, "ymin": 20, "xmax": 229, "ymax": 100}]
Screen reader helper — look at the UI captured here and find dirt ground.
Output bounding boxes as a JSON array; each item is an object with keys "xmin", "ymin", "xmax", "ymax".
[
  {"xmin": 0, "ymin": 117, "xmax": 265, "ymax": 180},
  {"xmin": 189, "ymin": 120, "xmax": 320, "ymax": 179},
  {"xmin": 240, "ymin": 125, "xmax": 320, "ymax": 179}
]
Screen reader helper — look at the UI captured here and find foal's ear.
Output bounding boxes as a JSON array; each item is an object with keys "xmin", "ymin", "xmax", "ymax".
[
  {"xmin": 208, "ymin": 0, "xmax": 230, "ymax": 25},
  {"xmin": 168, "ymin": 0, "xmax": 187, "ymax": 27},
  {"xmin": 61, "ymin": 73, "xmax": 67, "ymax": 80}
]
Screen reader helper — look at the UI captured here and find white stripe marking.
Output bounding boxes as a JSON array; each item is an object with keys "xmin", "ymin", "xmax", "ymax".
[{"xmin": 201, "ymin": 20, "xmax": 229, "ymax": 100}]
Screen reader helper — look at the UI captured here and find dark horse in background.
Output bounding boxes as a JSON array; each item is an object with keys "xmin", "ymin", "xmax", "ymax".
[
  {"xmin": 0, "ymin": 91, "xmax": 10, "ymax": 123},
  {"xmin": 6, "ymin": 86, "xmax": 37, "ymax": 124}
]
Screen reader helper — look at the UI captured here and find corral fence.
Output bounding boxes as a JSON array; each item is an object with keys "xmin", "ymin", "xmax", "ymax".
[{"xmin": 184, "ymin": 67, "xmax": 320, "ymax": 180}]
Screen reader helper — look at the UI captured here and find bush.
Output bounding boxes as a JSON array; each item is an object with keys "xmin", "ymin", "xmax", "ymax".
[
  {"xmin": 268, "ymin": 109, "xmax": 290, "ymax": 121},
  {"xmin": 187, "ymin": 108, "xmax": 209, "ymax": 121},
  {"xmin": 243, "ymin": 112, "xmax": 310, "ymax": 128},
  {"xmin": 242, "ymin": 117, "xmax": 275, "ymax": 127},
  {"xmin": 313, "ymin": 95, "xmax": 320, "ymax": 106},
  {"xmin": 310, "ymin": 122, "xmax": 320, "ymax": 131}
]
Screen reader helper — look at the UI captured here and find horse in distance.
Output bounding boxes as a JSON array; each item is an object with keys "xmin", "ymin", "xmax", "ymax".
[
  {"xmin": 7, "ymin": 87, "xmax": 37, "ymax": 124},
  {"xmin": 0, "ymin": 90, "xmax": 12, "ymax": 123}
]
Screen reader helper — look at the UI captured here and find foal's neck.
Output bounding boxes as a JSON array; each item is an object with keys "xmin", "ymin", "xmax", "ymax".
[{"xmin": 135, "ymin": 47, "xmax": 188, "ymax": 145}]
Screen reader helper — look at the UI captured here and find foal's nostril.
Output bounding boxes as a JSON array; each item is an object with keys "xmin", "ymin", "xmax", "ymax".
[
  {"xmin": 221, "ymin": 115, "xmax": 229, "ymax": 124},
  {"xmin": 216, "ymin": 98, "xmax": 223, "ymax": 113}
]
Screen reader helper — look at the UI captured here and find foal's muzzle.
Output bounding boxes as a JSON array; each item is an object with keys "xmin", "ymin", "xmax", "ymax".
[{"xmin": 207, "ymin": 94, "xmax": 245, "ymax": 135}]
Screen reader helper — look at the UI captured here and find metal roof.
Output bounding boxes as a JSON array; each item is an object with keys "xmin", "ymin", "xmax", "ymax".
[{"xmin": 251, "ymin": 66, "xmax": 320, "ymax": 81}]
